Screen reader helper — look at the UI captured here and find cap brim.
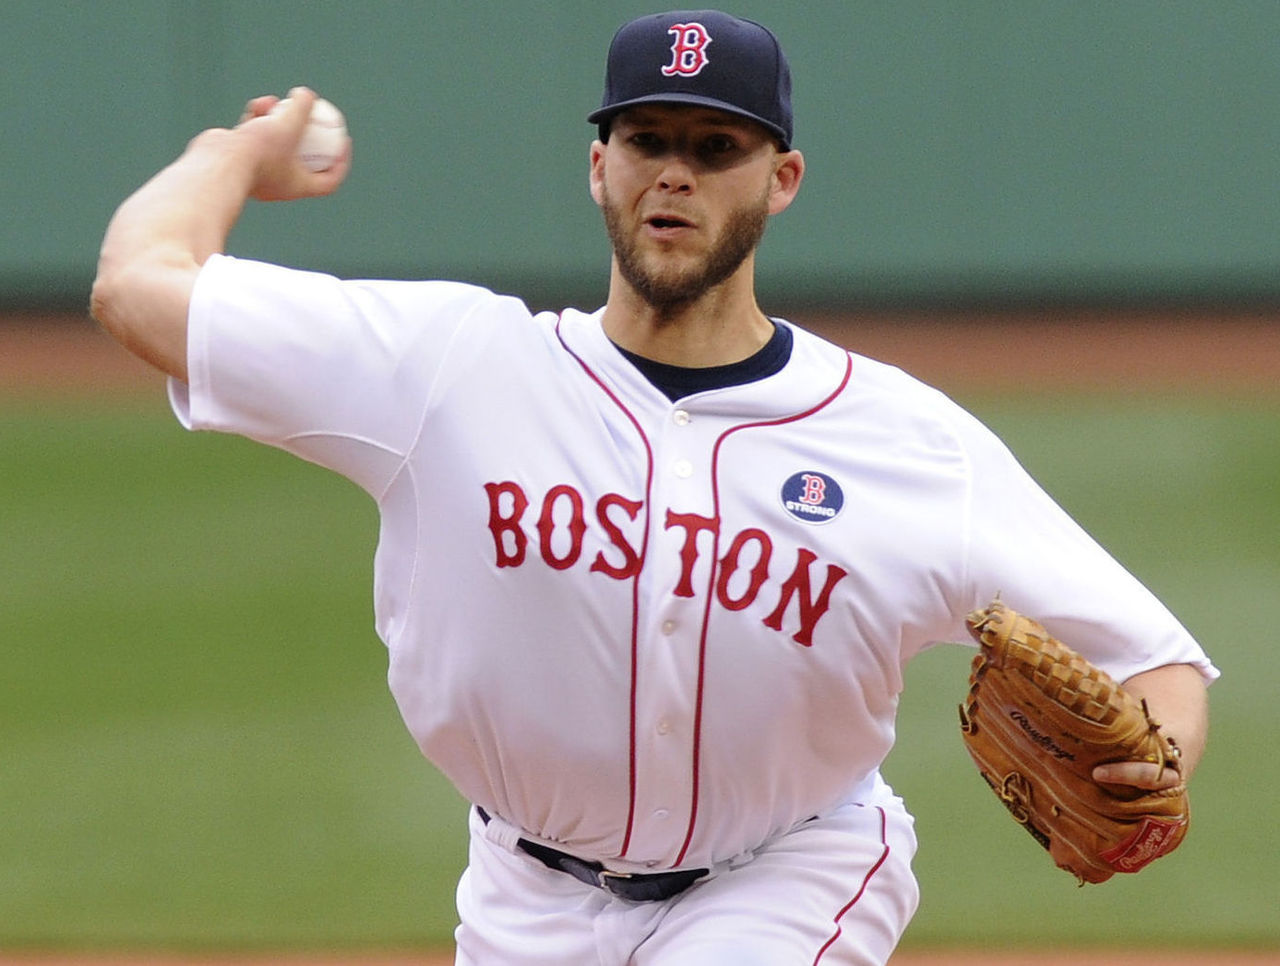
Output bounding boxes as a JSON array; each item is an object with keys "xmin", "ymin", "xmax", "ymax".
[{"xmin": 588, "ymin": 93, "xmax": 790, "ymax": 148}]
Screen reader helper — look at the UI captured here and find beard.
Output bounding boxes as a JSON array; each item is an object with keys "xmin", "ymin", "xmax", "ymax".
[{"xmin": 601, "ymin": 186, "xmax": 770, "ymax": 311}]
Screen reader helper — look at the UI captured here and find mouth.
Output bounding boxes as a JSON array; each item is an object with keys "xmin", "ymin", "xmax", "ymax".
[{"xmin": 644, "ymin": 214, "xmax": 697, "ymax": 241}]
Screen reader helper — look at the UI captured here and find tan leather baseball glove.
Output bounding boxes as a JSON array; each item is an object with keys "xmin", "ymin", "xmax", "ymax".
[{"xmin": 958, "ymin": 599, "xmax": 1189, "ymax": 884}]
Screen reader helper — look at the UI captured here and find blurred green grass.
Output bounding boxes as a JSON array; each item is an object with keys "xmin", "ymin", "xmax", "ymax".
[
  {"xmin": 1, "ymin": 392, "xmax": 1275, "ymax": 952},
  {"xmin": 0, "ymin": 401, "xmax": 465, "ymax": 950}
]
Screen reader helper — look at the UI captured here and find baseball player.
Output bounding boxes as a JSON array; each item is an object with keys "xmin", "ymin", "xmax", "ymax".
[{"xmin": 91, "ymin": 10, "xmax": 1215, "ymax": 965}]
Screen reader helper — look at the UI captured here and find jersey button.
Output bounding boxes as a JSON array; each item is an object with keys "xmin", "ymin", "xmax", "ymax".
[
  {"xmin": 661, "ymin": 620, "xmax": 676, "ymax": 635},
  {"xmin": 656, "ymin": 718, "xmax": 672, "ymax": 735},
  {"xmin": 673, "ymin": 409, "xmax": 691, "ymax": 426},
  {"xmin": 673, "ymin": 459, "xmax": 693, "ymax": 478}
]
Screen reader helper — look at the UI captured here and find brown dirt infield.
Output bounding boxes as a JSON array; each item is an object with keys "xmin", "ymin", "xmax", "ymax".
[
  {"xmin": 2, "ymin": 950, "xmax": 1278, "ymax": 966},
  {"xmin": 3, "ymin": 309, "xmax": 1275, "ymax": 965},
  {"xmin": 4, "ymin": 305, "xmax": 1280, "ymax": 399}
]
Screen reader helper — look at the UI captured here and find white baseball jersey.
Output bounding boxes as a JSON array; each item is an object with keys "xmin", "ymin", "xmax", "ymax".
[{"xmin": 170, "ymin": 253, "xmax": 1215, "ymax": 877}]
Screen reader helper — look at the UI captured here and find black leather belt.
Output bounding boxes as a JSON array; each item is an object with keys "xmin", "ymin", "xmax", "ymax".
[{"xmin": 476, "ymin": 807, "xmax": 709, "ymax": 902}]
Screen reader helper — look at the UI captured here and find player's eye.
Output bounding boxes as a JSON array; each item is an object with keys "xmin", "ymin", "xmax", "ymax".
[
  {"xmin": 697, "ymin": 134, "xmax": 742, "ymax": 167},
  {"xmin": 627, "ymin": 131, "xmax": 665, "ymax": 154}
]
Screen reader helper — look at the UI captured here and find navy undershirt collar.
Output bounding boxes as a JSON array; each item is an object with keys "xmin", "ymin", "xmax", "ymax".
[{"xmin": 613, "ymin": 321, "xmax": 794, "ymax": 402}]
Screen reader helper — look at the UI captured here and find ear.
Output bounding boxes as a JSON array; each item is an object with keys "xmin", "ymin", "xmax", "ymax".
[
  {"xmin": 588, "ymin": 140, "xmax": 607, "ymax": 207},
  {"xmin": 767, "ymin": 149, "xmax": 805, "ymax": 216}
]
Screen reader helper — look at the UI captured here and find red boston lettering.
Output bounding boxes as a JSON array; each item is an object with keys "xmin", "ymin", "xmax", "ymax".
[
  {"xmin": 762, "ymin": 549, "xmax": 849, "ymax": 647},
  {"xmin": 485, "ymin": 481, "xmax": 848, "ymax": 646},
  {"xmin": 716, "ymin": 528, "xmax": 772, "ymax": 611},
  {"xmin": 591, "ymin": 493, "xmax": 644, "ymax": 579},
  {"xmin": 536, "ymin": 484, "xmax": 587, "ymax": 571},
  {"xmin": 484, "ymin": 481, "xmax": 529, "ymax": 567},
  {"xmin": 665, "ymin": 510, "xmax": 719, "ymax": 598}
]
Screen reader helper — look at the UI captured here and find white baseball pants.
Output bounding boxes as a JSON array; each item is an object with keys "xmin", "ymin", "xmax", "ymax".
[{"xmin": 454, "ymin": 800, "xmax": 919, "ymax": 965}]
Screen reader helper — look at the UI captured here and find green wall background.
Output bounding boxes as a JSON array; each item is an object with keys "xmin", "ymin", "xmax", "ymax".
[{"xmin": 4, "ymin": 0, "xmax": 1279, "ymax": 308}]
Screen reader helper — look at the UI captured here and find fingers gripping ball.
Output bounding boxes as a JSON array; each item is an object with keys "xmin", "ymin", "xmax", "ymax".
[
  {"xmin": 957, "ymin": 599, "xmax": 1189, "ymax": 884},
  {"xmin": 271, "ymin": 96, "xmax": 348, "ymax": 172}
]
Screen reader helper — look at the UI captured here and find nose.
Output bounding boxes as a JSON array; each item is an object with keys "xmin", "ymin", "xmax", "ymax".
[{"xmin": 656, "ymin": 154, "xmax": 694, "ymax": 193}]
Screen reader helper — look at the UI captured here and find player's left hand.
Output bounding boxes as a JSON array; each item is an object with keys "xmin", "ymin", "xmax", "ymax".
[
  {"xmin": 959, "ymin": 600, "xmax": 1191, "ymax": 883},
  {"xmin": 1093, "ymin": 759, "xmax": 1184, "ymax": 792}
]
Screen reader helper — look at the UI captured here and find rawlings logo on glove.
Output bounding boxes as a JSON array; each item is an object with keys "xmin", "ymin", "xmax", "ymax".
[{"xmin": 958, "ymin": 599, "xmax": 1189, "ymax": 884}]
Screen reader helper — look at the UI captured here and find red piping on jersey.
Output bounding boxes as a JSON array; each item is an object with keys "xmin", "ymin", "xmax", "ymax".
[
  {"xmin": 554, "ymin": 317, "xmax": 654, "ymax": 857},
  {"xmin": 674, "ymin": 351, "xmax": 856, "ymax": 866},
  {"xmin": 812, "ymin": 805, "xmax": 891, "ymax": 964}
]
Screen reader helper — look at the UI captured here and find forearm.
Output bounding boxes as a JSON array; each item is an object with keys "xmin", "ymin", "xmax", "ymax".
[
  {"xmin": 103, "ymin": 129, "xmax": 258, "ymax": 272},
  {"xmin": 91, "ymin": 88, "xmax": 349, "ymax": 382},
  {"xmin": 91, "ymin": 130, "xmax": 259, "ymax": 379},
  {"xmin": 1121, "ymin": 662, "xmax": 1210, "ymax": 780}
]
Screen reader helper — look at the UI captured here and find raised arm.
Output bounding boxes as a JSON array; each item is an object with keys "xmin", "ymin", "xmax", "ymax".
[{"xmin": 89, "ymin": 87, "xmax": 351, "ymax": 381}]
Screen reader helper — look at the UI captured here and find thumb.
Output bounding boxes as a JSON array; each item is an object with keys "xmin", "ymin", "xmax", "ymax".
[
  {"xmin": 1093, "ymin": 760, "xmax": 1181, "ymax": 791},
  {"xmin": 268, "ymin": 86, "xmax": 318, "ymax": 137},
  {"xmin": 245, "ymin": 86, "xmax": 349, "ymax": 201}
]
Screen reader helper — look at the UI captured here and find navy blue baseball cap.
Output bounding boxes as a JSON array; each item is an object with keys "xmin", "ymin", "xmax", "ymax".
[{"xmin": 588, "ymin": 10, "xmax": 794, "ymax": 149}]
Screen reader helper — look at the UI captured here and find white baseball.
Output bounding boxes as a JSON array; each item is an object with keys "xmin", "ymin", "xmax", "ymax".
[{"xmin": 271, "ymin": 96, "xmax": 347, "ymax": 172}]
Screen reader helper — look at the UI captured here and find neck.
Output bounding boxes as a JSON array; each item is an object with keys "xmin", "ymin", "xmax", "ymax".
[{"xmin": 601, "ymin": 259, "xmax": 773, "ymax": 367}]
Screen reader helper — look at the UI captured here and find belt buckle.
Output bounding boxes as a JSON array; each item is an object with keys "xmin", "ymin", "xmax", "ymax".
[{"xmin": 597, "ymin": 869, "xmax": 634, "ymax": 896}]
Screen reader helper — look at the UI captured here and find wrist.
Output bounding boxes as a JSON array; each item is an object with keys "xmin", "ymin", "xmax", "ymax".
[{"xmin": 184, "ymin": 126, "xmax": 262, "ymax": 197}]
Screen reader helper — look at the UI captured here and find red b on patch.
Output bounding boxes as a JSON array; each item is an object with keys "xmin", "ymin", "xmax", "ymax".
[
  {"xmin": 663, "ymin": 22, "xmax": 712, "ymax": 76},
  {"xmin": 799, "ymin": 474, "xmax": 827, "ymax": 506}
]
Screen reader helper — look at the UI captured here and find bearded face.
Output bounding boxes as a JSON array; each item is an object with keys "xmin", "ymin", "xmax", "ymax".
[{"xmin": 599, "ymin": 180, "xmax": 770, "ymax": 311}]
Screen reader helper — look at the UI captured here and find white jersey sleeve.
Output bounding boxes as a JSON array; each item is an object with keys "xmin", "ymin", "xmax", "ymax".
[
  {"xmin": 941, "ymin": 397, "xmax": 1218, "ymax": 685},
  {"xmin": 169, "ymin": 253, "xmax": 509, "ymax": 498}
]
